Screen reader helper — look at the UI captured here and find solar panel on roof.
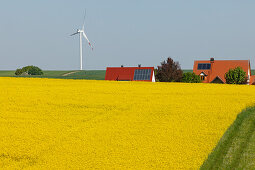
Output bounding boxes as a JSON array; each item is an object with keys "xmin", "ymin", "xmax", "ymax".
[
  {"xmin": 133, "ymin": 69, "xmax": 151, "ymax": 80},
  {"xmin": 197, "ymin": 63, "xmax": 211, "ymax": 70},
  {"xmin": 207, "ymin": 64, "xmax": 211, "ymax": 69},
  {"xmin": 198, "ymin": 64, "xmax": 202, "ymax": 69}
]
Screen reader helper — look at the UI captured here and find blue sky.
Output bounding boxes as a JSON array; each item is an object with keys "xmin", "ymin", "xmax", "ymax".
[{"xmin": 0, "ymin": 0, "xmax": 255, "ymax": 70}]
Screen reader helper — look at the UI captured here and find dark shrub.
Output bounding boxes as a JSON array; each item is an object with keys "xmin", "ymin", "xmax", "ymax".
[{"xmin": 156, "ymin": 57, "xmax": 183, "ymax": 82}]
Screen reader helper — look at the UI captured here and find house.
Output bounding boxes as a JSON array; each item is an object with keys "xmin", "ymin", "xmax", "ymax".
[
  {"xmin": 105, "ymin": 66, "xmax": 156, "ymax": 82},
  {"xmin": 193, "ymin": 58, "xmax": 255, "ymax": 84}
]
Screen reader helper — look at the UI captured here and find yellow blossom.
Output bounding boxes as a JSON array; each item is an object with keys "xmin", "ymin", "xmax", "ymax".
[{"xmin": 0, "ymin": 77, "xmax": 255, "ymax": 169}]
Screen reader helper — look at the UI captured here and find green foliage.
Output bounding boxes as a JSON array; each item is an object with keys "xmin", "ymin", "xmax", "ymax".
[
  {"xmin": 15, "ymin": 69, "xmax": 23, "ymax": 75},
  {"xmin": 28, "ymin": 66, "xmax": 43, "ymax": 75},
  {"xmin": 201, "ymin": 106, "xmax": 255, "ymax": 169},
  {"xmin": 21, "ymin": 66, "xmax": 34, "ymax": 73},
  {"xmin": 15, "ymin": 65, "xmax": 43, "ymax": 76},
  {"xmin": 224, "ymin": 67, "xmax": 247, "ymax": 84},
  {"xmin": 182, "ymin": 72, "xmax": 201, "ymax": 83}
]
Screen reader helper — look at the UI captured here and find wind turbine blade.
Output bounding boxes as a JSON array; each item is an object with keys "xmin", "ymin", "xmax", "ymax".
[
  {"xmin": 70, "ymin": 32, "xmax": 79, "ymax": 36},
  {"xmin": 82, "ymin": 31, "xmax": 94, "ymax": 50},
  {"xmin": 82, "ymin": 9, "xmax": 86, "ymax": 30},
  {"xmin": 82, "ymin": 31, "xmax": 89, "ymax": 41}
]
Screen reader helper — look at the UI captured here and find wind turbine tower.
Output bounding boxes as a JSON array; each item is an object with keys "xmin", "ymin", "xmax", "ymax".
[{"xmin": 71, "ymin": 13, "xmax": 94, "ymax": 70}]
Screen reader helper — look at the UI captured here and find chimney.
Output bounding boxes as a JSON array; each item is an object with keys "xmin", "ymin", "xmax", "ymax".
[
  {"xmin": 210, "ymin": 57, "xmax": 214, "ymax": 63},
  {"xmin": 121, "ymin": 65, "xmax": 124, "ymax": 67},
  {"xmin": 138, "ymin": 64, "xmax": 141, "ymax": 67}
]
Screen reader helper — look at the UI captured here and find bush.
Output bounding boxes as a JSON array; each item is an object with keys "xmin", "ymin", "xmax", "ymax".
[
  {"xmin": 21, "ymin": 66, "xmax": 34, "ymax": 74},
  {"xmin": 156, "ymin": 57, "xmax": 183, "ymax": 82},
  {"xmin": 182, "ymin": 72, "xmax": 201, "ymax": 83},
  {"xmin": 15, "ymin": 65, "xmax": 43, "ymax": 76},
  {"xmin": 224, "ymin": 67, "xmax": 247, "ymax": 84},
  {"xmin": 28, "ymin": 66, "xmax": 43, "ymax": 75},
  {"xmin": 15, "ymin": 69, "xmax": 23, "ymax": 75}
]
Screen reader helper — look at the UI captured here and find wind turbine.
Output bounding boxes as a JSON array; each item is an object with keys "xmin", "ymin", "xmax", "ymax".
[{"xmin": 70, "ymin": 12, "xmax": 94, "ymax": 70}]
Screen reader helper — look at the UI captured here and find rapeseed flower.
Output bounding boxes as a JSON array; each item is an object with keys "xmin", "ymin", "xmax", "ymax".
[{"xmin": 0, "ymin": 77, "xmax": 255, "ymax": 169}]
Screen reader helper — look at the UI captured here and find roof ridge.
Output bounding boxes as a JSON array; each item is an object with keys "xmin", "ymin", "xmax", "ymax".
[{"xmin": 194, "ymin": 59, "xmax": 250, "ymax": 61}]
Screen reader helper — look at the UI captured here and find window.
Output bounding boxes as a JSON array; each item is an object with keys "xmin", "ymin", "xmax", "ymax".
[
  {"xmin": 197, "ymin": 63, "xmax": 211, "ymax": 70},
  {"xmin": 200, "ymin": 72, "xmax": 206, "ymax": 81},
  {"xmin": 133, "ymin": 69, "xmax": 152, "ymax": 80}
]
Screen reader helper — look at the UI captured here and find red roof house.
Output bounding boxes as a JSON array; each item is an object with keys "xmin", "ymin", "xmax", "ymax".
[
  {"xmin": 105, "ymin": 66, "xmax": 155, "ymax": 82},
  {"xmin": 193, "ymin": 58, "xmax": 254, "ymax": 84}
]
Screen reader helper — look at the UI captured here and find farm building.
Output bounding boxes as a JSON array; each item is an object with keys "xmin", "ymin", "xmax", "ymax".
[
  {"xmin": 105, "ymin": 66, "xmax": 155, "ymax": 82},
  {"xmin": 193, "ymin": 58, "xmax": 255, "ymax": 84}
]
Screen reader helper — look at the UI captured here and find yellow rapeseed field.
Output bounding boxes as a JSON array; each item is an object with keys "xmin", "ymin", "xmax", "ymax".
[{"xmin": 1, "ymin": 77, "xmax": 255, "ymax": 169}]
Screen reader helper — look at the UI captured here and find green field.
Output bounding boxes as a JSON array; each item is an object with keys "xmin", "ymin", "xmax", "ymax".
[
  {"xmin": 183, "ymin": 69, "xmax": 193, "ymax": 73},
  {"xmin": 0, "ymin": 70, "xmax": 106, "ymax": 80},
  {"xmin": 0, "ymin": 71, "xmax": 16, "ymax": 76},
  {"xmin": 201, "ymin": 107, "xmax": 255, "ymax": 169}
]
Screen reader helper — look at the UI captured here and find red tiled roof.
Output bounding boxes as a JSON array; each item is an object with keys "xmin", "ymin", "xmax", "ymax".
[
  {"xmin": 105, "ymin": 67, "xmax": 154, "ymax": 81},
  {"xmin": 193, "ymin": 60, "xmax": 252, "ymax": 84},
  {"xmin": 250, "ymin": 75, "xmax": 255, "ymax": 85}
]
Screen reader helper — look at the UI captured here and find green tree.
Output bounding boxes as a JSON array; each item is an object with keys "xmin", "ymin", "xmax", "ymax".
[
  {"xmin": 15, "ymin": 68, "xmax": 23, "ymax": 75},
  {"xmin": 182, "ymin": 72, "xmax": 201, "ymax": 83},
  {"xmin": 156, "ymin": 57, "xmax": 183, "ymax": 82},
  {"xmin": 21, "ymin": 66, "xmax": 34, "ymax": 74},
  {"xmin": 224, "ymin": 67, "xmax": 247, "ymax": 84},
  {"xmin": 14, "ymin": 65, "xmax": 43, "ymax": 76},
  {"xmin": 27, "ymin": 66, "xmax": 43, "ymax": 75}
]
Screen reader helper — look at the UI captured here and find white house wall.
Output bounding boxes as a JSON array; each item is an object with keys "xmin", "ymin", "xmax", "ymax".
[{"xmin": 152, "ymin": 71, "xmax": 155, "ymax": 82}]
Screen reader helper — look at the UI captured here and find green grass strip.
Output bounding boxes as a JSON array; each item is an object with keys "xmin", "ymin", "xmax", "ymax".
[{"xmin": 201, "ymin": 106, "xmax": 255, "ymax": 169}]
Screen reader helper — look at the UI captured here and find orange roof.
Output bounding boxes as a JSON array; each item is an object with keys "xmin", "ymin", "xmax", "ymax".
[
  {"xmin": 250, "ymin": 75, "xmax": 255, "ymax": 85},
  {"xmin": 193, "ymin": 59, "xmax": 252, "ymax": 84}
]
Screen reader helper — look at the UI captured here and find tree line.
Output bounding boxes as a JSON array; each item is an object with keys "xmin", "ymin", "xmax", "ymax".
[
  {"xmin": 156, "ymin": 57, "xmax": 248, "ymax": 84},
  {"xmin": 14, "ymin": 58, "xmax": 248, "ymax": 84},
  {"xmin": 15, "ymin": 66, "xmax": 43, "ymax": 76}
]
